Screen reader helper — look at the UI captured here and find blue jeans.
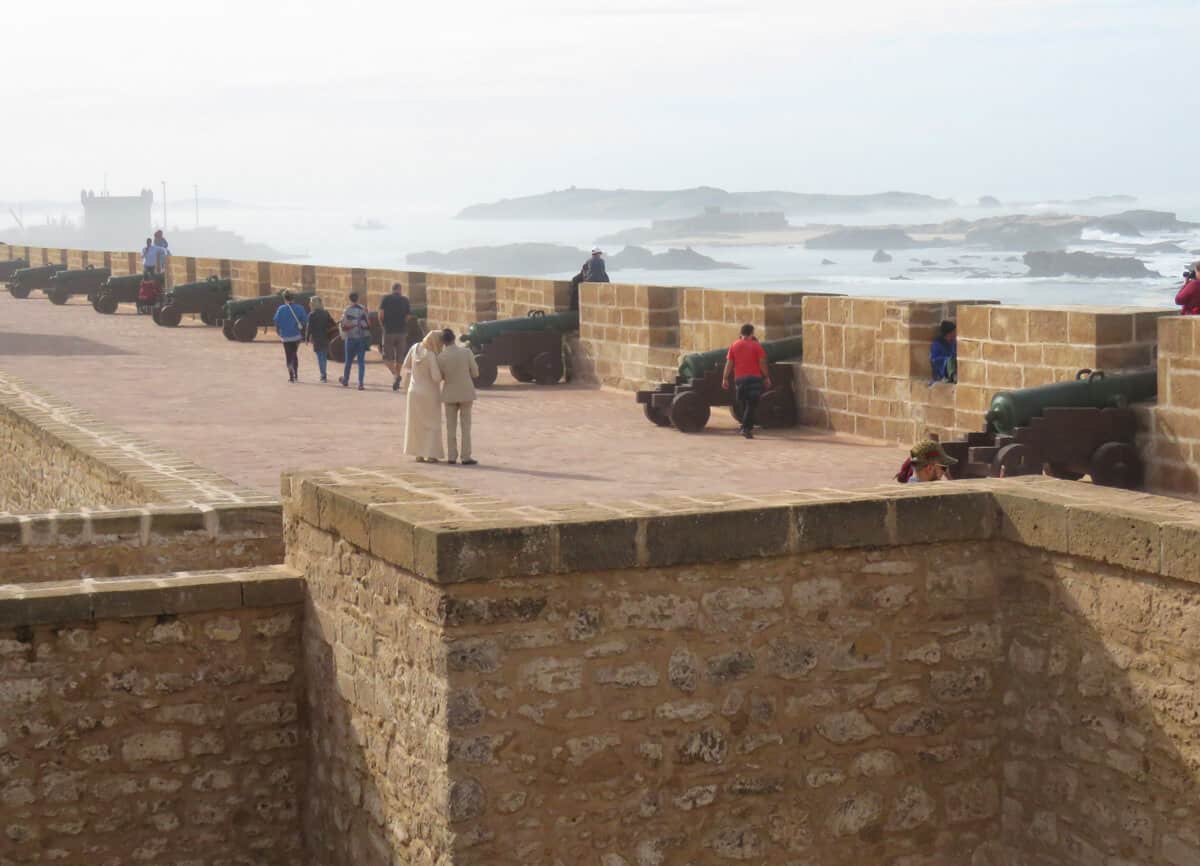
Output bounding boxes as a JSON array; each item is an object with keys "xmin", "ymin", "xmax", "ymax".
[
  {"xmin": 343, "ymin": 337, "xmax": 368, "ymax": 386},
  {"xmin": 314, "ymin": 348, "xmax": 328, "ymax": 380}
]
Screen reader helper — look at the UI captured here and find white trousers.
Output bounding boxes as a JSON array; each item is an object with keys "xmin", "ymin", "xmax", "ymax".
[{"xmin": 445, "ymin": 401, "xmax": 473, "ymax": 461}]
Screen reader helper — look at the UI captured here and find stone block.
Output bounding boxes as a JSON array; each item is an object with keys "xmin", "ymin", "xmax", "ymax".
[
  {"xmin": 1028, "ymin": 309, "xmax": 1070, "ymax": 343},
  {"xmin": 795, "ymin": 498, "xmax": 890, "ymax": 550},
  {"xmin": 994, "ymin": 489, "xmax": 1069, "ymax": 553},
  {"xmin": 241, "ymin": 572, "xmax": 306, "ymax": 607},
  {"xmin": 414, "ymin": 521, "xmax": 555, "ymax": 583},
  {"xmin": 557, "ymin": 517, "xmax": 638, "ymax": 572},
  {"xmin": 1159, "ymin": 317, "xmax": 1197, "ymax": 357},
  {"xmin": 990, "ymin": 308, "xmax": 1029, "ymax": 342},
  {"xmin": 643, "ymin": 506, "xmax": 791, "ymax": 567},
  {"xmin": 1161, "ymin": 521, "xmax": 1200, "ymax": 585},
  {"xmin": 893, "ymin": 489, "xmax": 994, "ymax": 544},
  {"xmin": 1066, "ymin": 504, "xmax": 1160, "ymax": 574}
]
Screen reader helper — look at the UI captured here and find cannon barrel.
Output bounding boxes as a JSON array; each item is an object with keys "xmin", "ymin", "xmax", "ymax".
[
  {"xmin": 0, "ymin": 258, "xmax": 30, "ymax": 279},
  {"xmin": 101, "ymin": 273, "xmax": 146, "ymax": 292},
  {"xmin": 9, "ymin": 264, "xmax": 66, "ymax": 286},
  {"xmin": 986, "ymin": 368, "xmax": 1158, "ymax": 435},
  {"xmin": 460, "ymin": 310, "xmax": 579, "ymax": 350},
  {"xmin": 167, "ymin": 275, "xmax": 232, "ymax": 302},
  {"xmin": 678, "ymin": 335, "xmax": 804, "ymax": 380},
  {"xmin": 223, "ymin": 290, "xmax": 314, "ymax": 320},
  {"xmin": 49, "ymin": 266, "xmax": 112, "ymax": 289}
]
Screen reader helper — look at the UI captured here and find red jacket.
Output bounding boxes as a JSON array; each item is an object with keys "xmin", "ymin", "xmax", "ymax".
[{"xmin": 1176, "ymin": 279, "xmax": 1200, "ymax": 315}]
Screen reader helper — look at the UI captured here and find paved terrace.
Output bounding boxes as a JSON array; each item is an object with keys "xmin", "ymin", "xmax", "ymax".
[{"xmin": 0, "ymin": 292, "xmax": 904, "ymax": 505}]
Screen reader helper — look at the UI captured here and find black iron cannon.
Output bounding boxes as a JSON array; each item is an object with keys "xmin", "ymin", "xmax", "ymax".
[
  {"xmin": 154, "ymin": 276, "xmax": 233, "ymax": 327},
  {"xmin": 93, "ymin": 274, "xmax": 156, "ymax": 314},
  {"xmin": 220, "ymin": 291, "xmax": 314, "ymax": 342},
  {"xmin": 635, "ymin": 336, "xmax": 803, "ymax": 433},
  {"xmin": 327, "ymin": 306, "xmax": 428, "ymax": 363},
  {"xmin": 940, "ymin": 368, "xmax": 1157, "ymax": 489},
  {"xmin": 7, "ymin": 264, "xmax": 66, "ymax": 299},
  {"xmin": 460, "ymin": 309, "xmax": 580, "ymax": 387},
  {"xmin": 0, "ymin": 258, "xmax": 30, "ymax": 281},
  {"xmin": 46, "ymin": 265, "xmax": 112, "ymax": 305}
]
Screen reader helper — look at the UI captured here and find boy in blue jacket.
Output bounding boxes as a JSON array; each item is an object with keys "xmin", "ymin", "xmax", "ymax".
[{"xmin": 273, "ymin": 292, "xmax": 310, "ymax": 382}]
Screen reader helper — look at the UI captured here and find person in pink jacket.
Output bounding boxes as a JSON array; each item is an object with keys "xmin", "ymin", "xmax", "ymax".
[{"xmin": 1176, "ymin": 260, "xmax": 1200, "ymax": 315}]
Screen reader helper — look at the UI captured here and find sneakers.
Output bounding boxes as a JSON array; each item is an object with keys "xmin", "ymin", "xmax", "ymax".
[
  {"xmin": 461, "ymin": 459, "xmax": 478, "ymax": 466},
  {"xmin": 320, "ymin": 376, "xmax": 327, "ymax": 383},
  {"xmin": 392, "ymin": 377, "xmax": 401, "ymax": 392},
  {"xmin": 339, "ymin": 377, "xmax": 347, "ymax": 387},
  {"xmin": 741, "ymin": 428, "xmax": 753, "ymax": 439},
  {"xmin": 358, "ymin": 384, "xmax": 365, "ymax": 391},
  {"xmin": 446, "ymin": 459, "xmax": 457, "ymax": 465}
]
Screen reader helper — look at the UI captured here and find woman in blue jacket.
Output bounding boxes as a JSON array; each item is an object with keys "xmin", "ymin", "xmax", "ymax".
[{"xmin": 272, "ymin": 292, "xmax": 310, "ymax": 382}]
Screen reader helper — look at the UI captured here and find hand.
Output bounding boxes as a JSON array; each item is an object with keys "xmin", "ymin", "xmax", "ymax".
[
  {"xmin": 763, "ymin": 378, "xmax": 772, "ymax": 390},
  {"xmin": 722, "ymin": 378, "xmax": 731, "ymax": 391}
]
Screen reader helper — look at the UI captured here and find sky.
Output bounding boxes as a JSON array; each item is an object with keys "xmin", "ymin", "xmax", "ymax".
[{"xmin": 4, "ymin": 0, "xmax": 1198, "ymax": 211}]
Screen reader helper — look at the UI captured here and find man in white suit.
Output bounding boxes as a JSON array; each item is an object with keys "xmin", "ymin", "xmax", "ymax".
[{"xmin": 438, "ymin": 329, "xmax": 480, "ymax": 465}]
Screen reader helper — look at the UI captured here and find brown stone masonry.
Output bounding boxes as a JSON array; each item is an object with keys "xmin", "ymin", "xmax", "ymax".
[{"xmin": 0, "ymin": 567, "xmax": 306, "ymax": 865}]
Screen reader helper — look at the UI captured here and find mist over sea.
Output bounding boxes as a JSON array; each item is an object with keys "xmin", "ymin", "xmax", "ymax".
[{"xmin": 15, "ymin": 196, "xmax": 1200, "ymax": 308}]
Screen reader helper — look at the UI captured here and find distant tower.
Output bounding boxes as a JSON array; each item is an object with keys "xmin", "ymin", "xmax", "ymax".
[{"xmin": 80, "ymin": 188, "xmax": 153, "ymax": 250}]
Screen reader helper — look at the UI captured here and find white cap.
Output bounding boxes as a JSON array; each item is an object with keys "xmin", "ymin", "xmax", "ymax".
[{"xmin": 591, "ymin": 247, "xmax": 603, "ymax": 254}]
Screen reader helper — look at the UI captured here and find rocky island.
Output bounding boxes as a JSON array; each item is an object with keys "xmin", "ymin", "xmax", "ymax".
[
  {"xmin": 1023, "ymin": 251, "xmax": 1161, "ymax": 279},
  {"xmin": 407, "ymin": 243, "xmax": 745, "ymax": 275}
]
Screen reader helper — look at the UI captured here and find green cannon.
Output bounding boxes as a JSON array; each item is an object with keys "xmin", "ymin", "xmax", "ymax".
[
  {"xmin": 154, "ymin": 276, "xmax": 233, "ymax": 327},
  {"xmin": 0, "ymin": 258, "xmax": 29, "ymax": 281},
  {"xmin": 985, "ymin": 368, "xmax": 1158, "ymax": 435},
  {"xmin": 7, "ymin": 264, "xmax": 66, "ymax": 298},
  {"xmin": 46, "ymin": 265, "xmax": 112, "ymax": 305},
  {"xmin": 93, "ymin": 273, "xmax": 154, "ymax": 314},
  {"xmin": 460, "ymin": 309, "xmax": 580, "ymax": 387},
  {"xmin": 938, "ymin": 368, "xmax": 1158, "ymax": 489},
  {"xmin": 636, "ymin": 336, "xmax": 804, "ymax": 433},
  {"xmin": 327, "ymin": 306, "xmax": 428, "ymax": 363},
  {"xmin": 221, "ymin": 291, "xmax": 315, "ymax": 342},
  {"xmin": 677, "ymin": 335, "xmax": 806, "ymax": 381}
]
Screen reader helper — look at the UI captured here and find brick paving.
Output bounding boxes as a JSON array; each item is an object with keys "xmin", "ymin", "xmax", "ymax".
[{"xmin": 0, "ymin": 293, "xmax": 907, "ymax": 505}]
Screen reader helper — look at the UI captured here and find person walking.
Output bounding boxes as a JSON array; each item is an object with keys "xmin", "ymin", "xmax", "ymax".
[
  {"xmin": 141, "ymin": 237, "xmax": 166, "ymax": 278},
  {"xmin": 153, "ymin": 230, "xmax": 172, "ymax": 291},
  {"xmin": 722, "ymin": 323, "xmax": 770, "ymax": 439},
  {"xmin": 401, "ymin": 331, "xmax": 446, "ymax": 463},
  {"xmin": 306, "ymin": 296, "xmax": 334, "ymax": 382},
  {"xmin": 437, "ymin": 328, "xmax": 479, "ymax": 465},
  {"xmin": 272, "ymin": 291, "xmax": 309, "ymax": 383},
  {"xmin": 338, "ymin": 291, "xmax": 370, "ymax": 390},
  {"xmin": 379, "ymin": 281, "xmax": 412, "ymax": 391}
]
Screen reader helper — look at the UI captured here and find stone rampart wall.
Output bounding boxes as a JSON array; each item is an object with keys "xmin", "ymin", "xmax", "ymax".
[
  {"xmin": 0, "ymin": 503, "xmax": 282, "ymax": 583},
  {"xmin": 0, "ymin": 371, "xmax": 272, "ymax": 514},
  {"xmin": 282, "ymin": 465, "xmax": 1200, "ymax": 865},
  {"xmin": 495, "ymin": 277, "xmax": 573, "ymax": 319},
  {"xmin": 0, "ymin": 567, "xmax": 306, "ymax": 864},
  {"xmin": 426, "ymin": 274, "xmax": 498, "ymax": 336},
  {"xmin": 1139, "ymin": 316, "xmax": 1200, "ymax": 495}
]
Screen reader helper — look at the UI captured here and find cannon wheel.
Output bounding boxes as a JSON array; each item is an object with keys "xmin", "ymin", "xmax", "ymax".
[
  {"xmin": 93, "ymin": 294, "xmax": 119, "ymax": 315},
  {"xmin": 531, "ymin": 352, "xmax": 561, "ymax": 386},
  {"xmin": 328, "ymin": 336, "xmax": 346, "ymax": 364},
  {"xmin": 644, "ymin": 403, "xmax": 673, "ymax": 427},
  {"xmin": 157, "ymin": 305, "xmax": 183, "ymax": 328},
  {"xmin": 151, "ymin": 306, "xmax": 162, "ymax": 325},
  {"xmin": 757, "ymin": 389, "xmax": 797, "ymax": 429},
  {"xmin": 222, "ymin": 320, "xmax": 237, "ymax": 341},
  {"xmin": 992, "ymin": 443, "xmax": 1036, "ymax": 477},
  {"xmin": 1090, "ymin": 442, "xmax": 1143, "ymax": 489},
  {"xmin": 510, "ymin": 363, "xmax": 535, "ymax": 383},
  {"xmin": 473, "ymin": 354, "xmax": 498, "ymax": 388},
  {"xmin": 233, "ymin": 316, "xmax": 259, "ymax": 343},
  {"xmin": 48, "ymin": 289, "xmax": 69, "ymax": 305},
  {"xmin": 8, "ymin": 284, "xmax": 30, "ymax": 299},
  {"xmin": 199, "ymin": 310, "xmax": 220, "ymax": 327},
  {"xmin": 670, "ymin": 391, "xmax": 711, "ymax": 433},
  {"xmin": 1044, "ymin": 463, "xmax": 1085, "ymax": 481}
]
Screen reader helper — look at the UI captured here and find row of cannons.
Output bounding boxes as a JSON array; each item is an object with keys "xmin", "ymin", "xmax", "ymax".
[{"xmin": 2, "ymin": 258, "xmax": 1156, "ymax": 487}]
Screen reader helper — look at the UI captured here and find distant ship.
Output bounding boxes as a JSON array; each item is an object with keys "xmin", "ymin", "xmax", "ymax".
[{"xmin": 353, "ymin": 218, "xmax": 387, "ymax": 231}]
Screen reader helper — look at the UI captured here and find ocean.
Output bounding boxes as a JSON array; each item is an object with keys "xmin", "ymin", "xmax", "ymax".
[{"xmin": 16, "ymin": 197, "xmax": 1200, "ymax": 308}]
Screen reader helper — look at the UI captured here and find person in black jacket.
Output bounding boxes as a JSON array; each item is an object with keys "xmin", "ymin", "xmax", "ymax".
[{"xmin": 306, "ymin": 296, "xmax": 335, "ymax": 382}]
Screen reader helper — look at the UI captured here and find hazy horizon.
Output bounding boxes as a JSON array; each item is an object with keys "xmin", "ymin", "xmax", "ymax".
[{"xmin": 6, "ymin": 0, "xmax": 1198, "ymax": 213}]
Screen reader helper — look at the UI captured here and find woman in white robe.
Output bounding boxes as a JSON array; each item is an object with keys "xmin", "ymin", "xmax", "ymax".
[{"xmin": 401, "ymin": 331, "xmax": 445, "ymax": 462}]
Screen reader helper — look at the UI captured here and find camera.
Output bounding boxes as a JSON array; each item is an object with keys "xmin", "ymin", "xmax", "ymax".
[{"xmin": 1186, "ymin": 268, "xmax": 1197, "ymax": 281}]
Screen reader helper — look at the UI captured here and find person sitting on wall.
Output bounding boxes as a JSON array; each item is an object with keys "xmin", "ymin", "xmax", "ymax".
[
  {"xmin": 895, "ymin": 437, "xmax": 957, "ymax": 483},
  {"xmin": 1176, "ymin": 260, "xmax": 1200, "ymax": 315},
  {"xmin": 930, "ymin": 320, "xmax": 957, "ymax": 383},
  {"xmin": 569, "ymin": 247, "xmax": 610, "ymax": 310}
]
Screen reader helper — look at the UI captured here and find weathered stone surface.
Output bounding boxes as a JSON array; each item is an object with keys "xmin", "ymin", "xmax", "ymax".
[{"xmin": 817, "ymin": 710, "xmax": 879, "ymax": 744}]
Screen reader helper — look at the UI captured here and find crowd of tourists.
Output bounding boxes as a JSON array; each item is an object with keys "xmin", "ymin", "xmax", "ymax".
[{"xmin": 270, "ymin": 283, "xmax": 477, "ymax": 465}]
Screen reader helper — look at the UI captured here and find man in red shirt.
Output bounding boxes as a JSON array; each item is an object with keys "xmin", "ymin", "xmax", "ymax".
[{"xmin": 722, "ymin": 323, "xmax": 771, "ymax": 439}]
